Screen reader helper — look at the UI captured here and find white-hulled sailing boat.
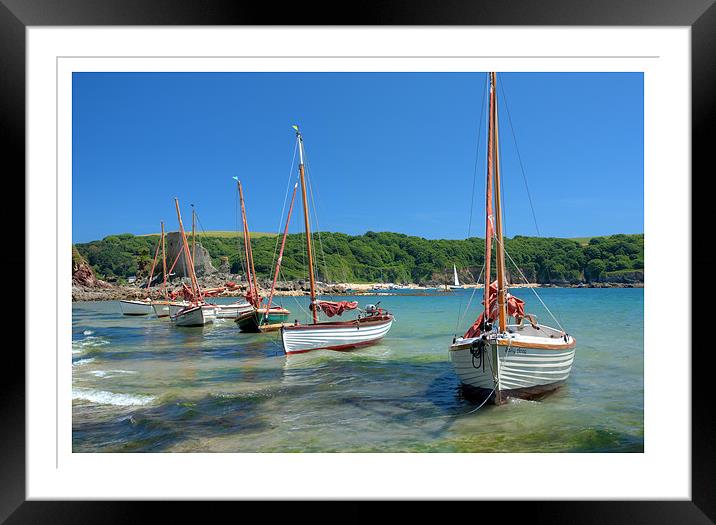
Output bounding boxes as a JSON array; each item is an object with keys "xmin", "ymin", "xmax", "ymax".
[
  {"xmin": 170, "ymin": 198, "xmax": 217, "ymax": 327},
  {"xmin": 449, "ymin": 73, "xmax": 576, "ymax": 404},
  {"xmin": 280, "ymin": 126, "xmax": 394, "ymax": 354}
]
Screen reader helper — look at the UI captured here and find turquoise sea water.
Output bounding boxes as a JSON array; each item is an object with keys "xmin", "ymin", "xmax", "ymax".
[{"xmin": 72, "ymin": 288, "xmax": 643, "ymax": 452}]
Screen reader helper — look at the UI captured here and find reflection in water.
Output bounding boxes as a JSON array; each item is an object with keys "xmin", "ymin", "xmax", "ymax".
[{"xmin": 72, "ymin": 290, "xmax": 644, "ymax": 452}]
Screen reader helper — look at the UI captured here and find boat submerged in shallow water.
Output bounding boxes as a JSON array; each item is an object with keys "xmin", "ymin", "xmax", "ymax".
[{"xmin": 449, "ymin": 72, "xmax": 576, "ymax": 404}]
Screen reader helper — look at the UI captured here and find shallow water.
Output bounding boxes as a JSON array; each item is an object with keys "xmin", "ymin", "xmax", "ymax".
[{"xmin": 72, "ymin": 288, "xmax": 643, "ymax": 452}]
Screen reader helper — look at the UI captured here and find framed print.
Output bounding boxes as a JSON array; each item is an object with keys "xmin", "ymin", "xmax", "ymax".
[{"xmin": 6, "ymin": 0, "xmax": 713, "ymax": 520}]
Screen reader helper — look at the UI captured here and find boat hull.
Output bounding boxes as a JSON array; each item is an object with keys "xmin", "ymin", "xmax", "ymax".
[
  {"xmin": 236, "ymin": 308, "xmax": 291, "ymax": 332},
  {"xmin": 450, "ymin": 326, "xmax": 576, "ymax": 404},
  {"xmin": 212, "ymin": 301, "xmax": 253, "ymax": 319},
  {"xmin": 151, "ymin": 301, "xmax": 172, "ymax": 318},
  {"xmin": 119, "ymin": 300, "xmax": 153, "ymax": 316},
  {"xmin": 280, "ymin": 314, "xmax": 393, "ymax": 355},
  {"xmin": 171, "ymin": 304, "xmax": 216, "ymax": 327},
  {"xmin": 168, "ymin": 302, "xmax": 191, "ymax": 317}
]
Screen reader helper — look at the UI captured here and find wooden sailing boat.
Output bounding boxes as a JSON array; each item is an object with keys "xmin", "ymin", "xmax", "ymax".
[
  {"xmin": 449, "ymin": 73, "xmax": 576, "ymax": 404},
  {"xmin": 170, "ymin": 198, "xmax": 217, "ymax": 326},
  {"xmin": 233, "ymin": 179, "xmax": 290, "ymax": 332},
  {"xmin": 280, "ymin": 126, "xmax": 394, "ymax": 354},
  {"xmin": 119, "ymin": 226, "xmax": 164, "ymax": 315}
]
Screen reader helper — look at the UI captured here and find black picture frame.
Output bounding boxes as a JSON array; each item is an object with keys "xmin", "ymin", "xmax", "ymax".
[{"xmin": 5, "ymin": 0, "xmax": 712, "ymax": 520}]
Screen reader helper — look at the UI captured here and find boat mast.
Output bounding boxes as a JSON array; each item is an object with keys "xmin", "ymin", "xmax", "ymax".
[
  {"xmin": 483, "ymin": 72, "xmax": 496, "ymax": 328},
  {"xmin": 238, "ymin": 181, "xmax": 261, "ymax": 307},
  {"xmin": 161, "ymin": 221, "xmax": 168, "ymax": 299},
  {"xmin": 237, "ymin": 180, "xmax": 253, "ymax": 300},
  {"xmin": 174, "ymin": 198, "xmax": 203, "ymax": 302},
  {"xmin": 492, "ymin": 72, "xmax": 508, "ymax": 332},
  {"xmin": 191, "ymin": 207, "xmax": 196, "ymax": 266},
  {"xmin": 295, "ymin": 125, "xmax": 318, "ymax": 324},
  {"xmin": 146, "ymin": 228, "xmax": 162, "ymax": 292},
  {"xmin": 264, "ymin": 182, "xmax": 299, "ymax": 319}
]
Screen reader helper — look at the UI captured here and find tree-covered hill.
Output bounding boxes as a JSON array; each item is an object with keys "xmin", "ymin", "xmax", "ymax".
[{"xmin": 74, "ymin": 231, "xmax": 644, "ymax": 285}]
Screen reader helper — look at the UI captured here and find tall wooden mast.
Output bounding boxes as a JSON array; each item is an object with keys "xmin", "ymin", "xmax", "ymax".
[
  {"xmin": 492, "ymin": 72, "xmax": 508, "ymax": 332},
  {"xmin": 295, "ymin": 125, "xmax": 318, "ymax": 324},
  {"xmin": 161, "ymin": 221, "xmax": 168, "ymax": 299},
  {"xmin": 174, "ymin": 198, "xmax": 202, "ymax": 302},
  {"xmin": 146, "ymin": 227, "xmax": 162, "ymax": 292},
  {"xmin": 237, "ymin": 180, "xmax": 252, "ymax": 297},
  {"xmin": 483, "ymin": 72, "xmax": 496, "ymax": 327},
  {"xmin": 238, "ymin": 180, "xmax": 260, "ymax": 307}
]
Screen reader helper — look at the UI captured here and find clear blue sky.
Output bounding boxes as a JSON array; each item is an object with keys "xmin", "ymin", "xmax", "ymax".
[{"xmin": 72, "ymin": 72, "xmax": 643, "ymax": 243}]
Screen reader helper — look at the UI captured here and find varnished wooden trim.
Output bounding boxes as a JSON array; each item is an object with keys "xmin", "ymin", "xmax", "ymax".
[{"xmin": 450, "ymin": 337, "xmax": 576, "ymax": 351}]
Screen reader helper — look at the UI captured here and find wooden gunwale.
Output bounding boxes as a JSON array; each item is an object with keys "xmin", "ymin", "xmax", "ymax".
[
  {"xmin": 281, "ymin": 314, "xmax": 393, "ymax": 331},
  {"xmin": 450, "ymin": 337, "xmax": 576, "ymax": 351}
]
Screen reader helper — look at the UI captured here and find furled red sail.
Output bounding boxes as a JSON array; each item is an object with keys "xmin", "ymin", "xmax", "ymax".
[
  {"xmin": 245, "ymin": 288, "xmax": 262, "ymax": 308},
  {"xmin": 202, "ymin": 287, "xmax": 225, "ymax": 297},
  {"xmin": 169, "ymin": 282, "xmax": 196, "ymax": 302},
  {"xmin": 463, "ymin": 281, "xmax": 525, "ymax": 339},
  {"xmin": 312, "ymin": 300, "xmax": 358, "ymax": 318}
]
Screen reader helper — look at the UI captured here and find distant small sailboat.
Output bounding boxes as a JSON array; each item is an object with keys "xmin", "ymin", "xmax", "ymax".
[
  {"xmin": 449, "ymin": 73, "xmax": 576, "ymax": 404},
  {"xmin": 280, "ymin": 126, "xmax": 394, "ymax": 354},
  {"xmin": 233, "ymin": 178, "xmax": 291, "ymax": 332},
  {"xmin": 170, "ymin": 198, "xmax": 216, "ymax": 327},
  {"xmin": 449, "ymin": 264, "xmax": 463, "ymax": 290}
]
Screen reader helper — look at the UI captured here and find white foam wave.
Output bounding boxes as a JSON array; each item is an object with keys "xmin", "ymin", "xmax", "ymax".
[
  {"xmin": 83, "ymin": 330, "xmax": 94, "ymax": 335},
  {"xmin": 72, "ymin": 335, "xmax": 109, "ymax": 354},
  {"xmin": 73, "ymin": 358, "xmax": 95, "ymax": 367},
  {"xmin": 88, "ymin": 369, "xmax": 137, "ymax": 379},
  {"xmin": 72, "ymin": 388, "xmax": 155, "ymax": 406}
]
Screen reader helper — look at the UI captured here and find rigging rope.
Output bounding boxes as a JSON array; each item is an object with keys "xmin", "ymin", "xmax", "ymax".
[
  {"xmin": 497, "ymin": 76, "xmax": 541, "ymax": 237},
  {"xmin": 268, "ymin": 141, "xmax": 299, "ymax": 288},
  {"xmin": 455, "ymin": 262, "xmax": 485, "ymax": 333},
  {"xmin": 466, "ymin": 73, "xmax": 489, "ymax": 240},
  {"xmin": 456, "ymin": 73, "xmax": 488, "ymax": 331},
  {"xmin": 493, "ymin": 234, "xmax": 566, "ymax": 332},
  {"xmin": 302, "ymin": 143, "xmax": 336, "ymax": 305}
]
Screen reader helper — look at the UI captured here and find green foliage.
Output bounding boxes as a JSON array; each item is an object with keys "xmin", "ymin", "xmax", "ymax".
[{"xmin": 75, "ymin": 232, "xmax": 644, "ymax": 284}]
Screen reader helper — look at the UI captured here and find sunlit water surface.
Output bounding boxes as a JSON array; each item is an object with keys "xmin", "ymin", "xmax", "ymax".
[{"xmin": 72, "ymin": 288, "xmax": 643, "ymax": 452}]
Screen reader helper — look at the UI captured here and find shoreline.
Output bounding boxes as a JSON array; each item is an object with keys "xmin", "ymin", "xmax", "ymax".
[{"xmin": 72, "ymin": 279, "xmax": 643, "ymax": 302}]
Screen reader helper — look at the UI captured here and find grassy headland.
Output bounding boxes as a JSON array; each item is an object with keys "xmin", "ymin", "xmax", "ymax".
[{"xmin": 75, "ymin": 231, "xmax": 643, "ymax": 286}]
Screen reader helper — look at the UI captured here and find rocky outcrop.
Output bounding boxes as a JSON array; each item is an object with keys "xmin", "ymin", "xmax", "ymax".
[
  {"xmin": 164, "ymin": 232, "xmax": 217, "ymax": 277},
  {"xmin": 72, "ymin": 246, "xmax": 111, "ymax": 289}
]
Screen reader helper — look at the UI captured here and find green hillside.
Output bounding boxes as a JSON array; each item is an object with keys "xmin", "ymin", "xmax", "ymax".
[{"xmin": 75, "ymin": 231, "xmax": 644, "ymax": 285}]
